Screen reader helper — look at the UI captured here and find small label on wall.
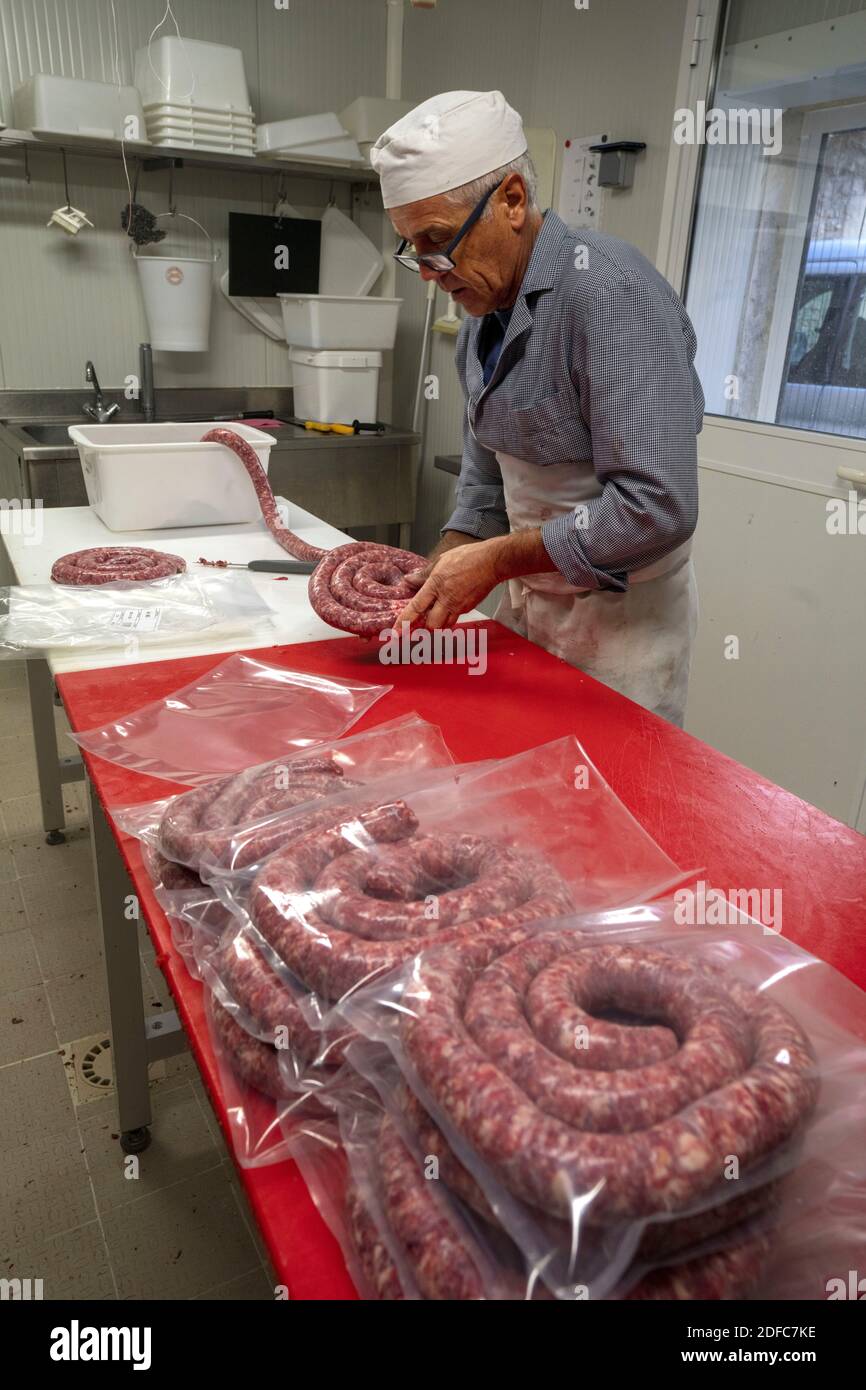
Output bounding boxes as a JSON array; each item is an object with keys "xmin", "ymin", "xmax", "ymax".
[{"xmin": 558, "ymin": 135, "xmax": 604, "ymax": 228}]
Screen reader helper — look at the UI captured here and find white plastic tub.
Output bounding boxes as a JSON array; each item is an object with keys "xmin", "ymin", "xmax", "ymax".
[
  {"xmin": 134, "ymin": 37, "xmax": 250, "ymax": 110},
  {"xmin": 68, "ymin": 422, "xmax": 274, "ymax": 531},
  {"xmin": 275, "ymin": 135, "xmax": 363, "ymax": 164},
  {"xmin": 256, "ymin": 113, "xmax": 345, "ymax": 152},
  {"xmin": 279, "ymin": 294, "xmax": 402, "ymax": 350},
  {"xmin": 289, "ymin": 348, "xmax": 382, "ymax": 424},
  {"xmin": 338, "ymin": 96, "xmax": 414, "ymax": 161},
  {"xmin": 13, "ymin": 74, "xmax": 147, "ymax": 142}
]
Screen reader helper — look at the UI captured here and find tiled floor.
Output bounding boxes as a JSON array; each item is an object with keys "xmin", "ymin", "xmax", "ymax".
[{"xmin": 0, "ymin": 661, "xmax": 274, "ymax": 1299}]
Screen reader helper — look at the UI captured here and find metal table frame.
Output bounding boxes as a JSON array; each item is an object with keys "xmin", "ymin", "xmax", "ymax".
[{"xmin": 27, "ymin": 656, "xmax": 184, "ymax": 1152}]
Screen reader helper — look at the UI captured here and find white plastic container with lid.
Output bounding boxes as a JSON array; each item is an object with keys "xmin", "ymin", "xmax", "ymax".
[
  {"xmin": 68, "ymin": 422, "xmax": 274, "ymax": 532},
  {"xmin": 289, "ymin": 349, "xmax": 382, "ymax": 425},
  {"xmin": 279, "ymin": 294, "xmax": 402, "ymax": 350}
]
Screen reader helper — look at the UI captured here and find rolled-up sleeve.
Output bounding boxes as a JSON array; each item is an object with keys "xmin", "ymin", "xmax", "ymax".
[
  {"xmin": 444, "ymin": 407, "xmax": 509, "ymax": 539},
  {"xmin": 541, "ymin": 274, "xmax": 700, "ymax": 591}
]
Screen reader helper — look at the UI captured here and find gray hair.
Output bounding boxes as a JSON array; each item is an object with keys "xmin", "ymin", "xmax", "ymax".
[{"xmin": 441, "ymin": 151, "xmax": 538, "ymax": 217}]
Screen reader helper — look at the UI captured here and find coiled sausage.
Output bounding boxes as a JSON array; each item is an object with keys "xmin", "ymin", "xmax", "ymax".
[
  {"xmin": 51, "ymin": 546, "xmax": 186, "ymax": 585},
  {"xmin": 402, "ymin": 934, "xmax": 818, "ymax": 1222},
  {"xmin": 200, "ymin": 428, "xmax": 426, "ymax": 637}
]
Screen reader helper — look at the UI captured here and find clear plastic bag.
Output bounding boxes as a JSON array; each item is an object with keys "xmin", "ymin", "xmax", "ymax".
[
  {"xmin": 287, "ymin": 1047, "xmax": 541, "ymax": 1300},
  {"xmin": 0, "ymin": 572, "xmax": 272, "ymax": 656},
  {"xmin": 139, "ymin": 843, "xmax": 231, "ymax": 979},
  {"xmin": 197, "ymin": 736, "xmax": 691, "ymax": 1101},
  {"xmin": 71, "ymin": 652, "xmax": 390, "ymax": 784},
  {"xmin": 337, "ymin": 901, "xmax": 866, "ymax": 1300},
  {"xmin": 203, "ymin": 986, "xmax": 330, "ymax": 1168},
  {"xmin": 112, "ymin": 713, "xmax": 454, "ymax": 872}
]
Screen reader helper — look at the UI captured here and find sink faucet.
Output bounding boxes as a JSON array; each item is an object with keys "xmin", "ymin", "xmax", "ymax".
[
  {"xmin": 139, "ymin": 342, "xmax": 155, "ymax": 422},
  {"xmin": 82, "ymin": 361, "xmax": 119, "ymax": 423}
]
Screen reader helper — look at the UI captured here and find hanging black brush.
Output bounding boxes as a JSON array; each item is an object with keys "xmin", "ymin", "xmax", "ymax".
[
  {"xmin": 122, "ymin": 202, "xmax": 167, "ymax": 245},
  {"xmin": 120, "ymin": 163, "xmax": 166, "ymax": 246}
]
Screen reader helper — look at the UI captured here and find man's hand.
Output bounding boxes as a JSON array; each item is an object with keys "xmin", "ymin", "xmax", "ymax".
[{"xmin": 398, "ymin": 539, "xmax": 500, "ymax": 629}]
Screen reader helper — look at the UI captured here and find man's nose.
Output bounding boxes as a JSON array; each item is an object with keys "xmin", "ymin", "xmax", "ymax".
[{"xmin": 419, "ymin": 263, "xmax": 448, "ymax": 285}]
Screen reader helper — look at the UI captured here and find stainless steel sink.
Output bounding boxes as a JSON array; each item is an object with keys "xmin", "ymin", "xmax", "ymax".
[
  {"xmin": 0, "ymin": 419, "xmax": 83, "ymax": 460},
  {"xmin": 14, "ymin": 423, "xmax": 77, "ymax": 446}
]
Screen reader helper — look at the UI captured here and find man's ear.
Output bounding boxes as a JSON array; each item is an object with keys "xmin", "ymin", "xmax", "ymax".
[{"xmin": 501, "ymin": 172, "xmax": 528, "ymax": 229}]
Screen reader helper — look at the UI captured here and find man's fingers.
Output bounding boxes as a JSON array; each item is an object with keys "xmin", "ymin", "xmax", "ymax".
[
  {"xmin": 424, "ymin": 597, "xmax": 457, "ymax": 629},
  {"xmin": 396, "ymin": 577, "xmax": 436, "ymax": 626},
  {"xmin": 403, "ymin": 565, "xmax": 430, "ymax": 591}
]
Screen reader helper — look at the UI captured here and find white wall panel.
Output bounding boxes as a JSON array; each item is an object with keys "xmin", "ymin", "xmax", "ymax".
[{"xmin": 255, "ymin": 0, "xmax": 387, "ymax": 122}]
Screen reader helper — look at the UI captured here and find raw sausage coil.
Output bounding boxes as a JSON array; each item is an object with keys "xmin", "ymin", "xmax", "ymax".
[
  {"xmin": 347, "ymin": 1110, "xmax": 774, "ymax": 1301},
  {"xmin": 157, "ymin": 752, "xmax": 356, "ymax": 870},
  {"xmin": 51, "ymin": 546, "xmax": 186, "ymax": 585},
  {"xmin": 200, "ymin": 428, "xmax": 426, "ymax": 638},
  {"xmin": 402, "ymin": 933, "xmax": 818, "ymax": 1222},
  {"xmin": 249, "ymin": 807, "xmax": 574, "ymax": 1002},
  {"xmin": 209, "ymin": 994, "xmax": 296, "ymax": 1101},
  {"xmin": 214, "ymin": 927, "xmax": 351, "ymax": 1067}
]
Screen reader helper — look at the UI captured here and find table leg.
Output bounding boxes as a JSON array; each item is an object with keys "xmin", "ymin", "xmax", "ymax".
[
  {"xmin": 86, "ymin": 779, "xmax": 152, "ymax": 1153},
  {"xmin": 25, "ymin": 658, "xmax": 66, "ymax": 844}
]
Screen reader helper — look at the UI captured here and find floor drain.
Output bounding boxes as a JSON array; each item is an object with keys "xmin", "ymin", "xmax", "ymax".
[{"xmin": 61, "ymin": 1032, "xmax": 115, "ymax": 1106}]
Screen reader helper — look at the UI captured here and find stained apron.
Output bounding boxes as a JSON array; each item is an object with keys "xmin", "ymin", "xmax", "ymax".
[{"xmin": 493, "ymin": 451, "xmax": 698, "ymax": 727}]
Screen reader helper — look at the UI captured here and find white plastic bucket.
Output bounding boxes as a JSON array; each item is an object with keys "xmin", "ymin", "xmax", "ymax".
[
  {"xmin": 289, "ymin": 348, "xmax": 382, "ymax": 424},
  {"xmin": 133, "ymin": 213, "xmax": 219, "ymax": 352}
]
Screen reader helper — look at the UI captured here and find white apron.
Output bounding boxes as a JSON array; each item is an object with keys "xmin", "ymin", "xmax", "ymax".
[{"xmin": 494, "ymin": 452, "xmax": 698, "ymax": 727}]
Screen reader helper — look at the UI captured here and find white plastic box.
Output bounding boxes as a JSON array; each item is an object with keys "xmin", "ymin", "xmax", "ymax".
[
  {"xmin": 68, "ymin": 422, "xmax": 274, "ymax": 531},
  {"xmin": 338, "ymin": 96, "xmax": 414, "ymax": 161},
  {"xmin": 134, "ymin": 38, "xmax": 250, "ymax": 111},
  {"xmin": 279, "ymin": 294, "xmax": 402, "ymax": 350},
  {"xmin": 13, "ymin": 74, "xmax": 147, "ymax": 142},
  {"xmin": 289, "ymin": 349, "xmax": 382, "ymax": 424},
  {"xmin": 256, "ymin": 113, "xmax": 346, "ymax": 151}
]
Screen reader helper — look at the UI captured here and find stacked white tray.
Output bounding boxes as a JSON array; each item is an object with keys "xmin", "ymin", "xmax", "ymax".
[
  {"xmin": 142, "ymin": 100, "xmax": 255, "ymax": 153},
  {"xmin": 134, "ymin": 37, "xmax": 255, "ymax": 153}
]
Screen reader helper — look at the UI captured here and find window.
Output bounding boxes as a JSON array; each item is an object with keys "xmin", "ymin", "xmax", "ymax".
[{"xmin": 684, "ymin": 1, "xmax": 866, "ymax": 440}]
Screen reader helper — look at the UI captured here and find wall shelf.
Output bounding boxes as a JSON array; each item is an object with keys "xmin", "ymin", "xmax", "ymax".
[{"xmin": 0, "ymin": 128, "xmax": 378, "ymax": 185}]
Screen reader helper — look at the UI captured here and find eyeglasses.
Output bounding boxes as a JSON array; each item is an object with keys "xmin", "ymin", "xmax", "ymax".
[{"xmin": 393, "ymin": 179, "xmax": 503, "ymax": 273}]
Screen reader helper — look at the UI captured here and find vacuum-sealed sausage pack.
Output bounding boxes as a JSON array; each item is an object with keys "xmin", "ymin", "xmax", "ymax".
[
  {"xmin": 335, "ymin": 901, "xmax": 866, "ymax": 1300},
  {"xmin": 114, "ymin": 712, "xmax": 454, "ymax": 872},
  {"xmin": 191, "ymin": 736, "xmax": 691, "ymax": 1164}
]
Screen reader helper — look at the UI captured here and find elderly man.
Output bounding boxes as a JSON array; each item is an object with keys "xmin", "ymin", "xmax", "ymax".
[{"xmin": 370, "ymin": 90, "xmax": 703, "ymax": 726}]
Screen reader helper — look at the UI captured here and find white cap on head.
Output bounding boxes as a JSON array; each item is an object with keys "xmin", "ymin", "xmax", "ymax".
[{"xmin": 370, "ymin": 90, "xmax": 527, "ymax": 210}]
